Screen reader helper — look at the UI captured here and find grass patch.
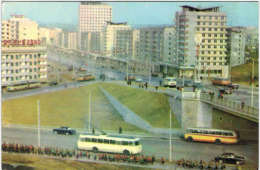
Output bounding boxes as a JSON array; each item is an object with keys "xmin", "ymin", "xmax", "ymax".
[
  {"xmin": 2, "ymin": 83, "xmax": 146, "ymax": 133},
  {"xmin": 231, "ymin": 62, "xmax": 259, "ymax": 86},
  {"xmin": 100, "ymin": 83, "xmax": 180, "ymax": 128},
  {"xmin": 2, "ymin": 153, "xmax": 153, "ymax": 170}
]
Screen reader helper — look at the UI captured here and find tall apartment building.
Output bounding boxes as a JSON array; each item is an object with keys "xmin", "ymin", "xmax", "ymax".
[
  {"xmin": 138, "ymin": 26, "xmax": 164, "ymax": 63},
  {"xmin": 1, "ymin": 15, "xmax": 39, "ymax": 40},
  {"xmin": 163, "ymin": 26, "xmax": 177, "ymax": 64},
  {"xmin": 103, "ymin": 22, "xmax": 131, "ymax": 57},
  {"xmin": 227, "ymin": 27, "xmax": 246, "ymax": 67},
  {"xmin": 175, "ymin": 6, "xmax": 229, "ymax": 78},
  {"xmin": 68, "ymin": 32, "xmax": 78, "ymax": 50},
  {"xmin": 132, "ymin": 29, "xmax": 140, "ymax": 60},
  {"xmin": 49, "ymin": 28, "xmax": 62, "ymax": 46},
  {"xmin": 114, "ymin": 29, "xmax": 133, "ymax": 59},
  {"xmin": 1, "ymin": 15, "xmax": 47, "ymax": 86},
  {"xmin": 78, "ymin": 2, "xmax": 112, "ymax": 51}
]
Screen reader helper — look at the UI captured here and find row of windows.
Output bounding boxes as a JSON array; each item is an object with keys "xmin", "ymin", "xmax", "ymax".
[
  {"xmin": 199, "ymin": 57, "xmax": 226, "ymax": 60},
  {"xmin": 201, "ymin": 51, "xmax": 225, "ymax": 55},
  {"xmin": 2, "ymin": 68, "xmax": 41, "ymax": 73},
  {"xmin": 197, "ymin": 21, "xmax": 225, "ymax": 26},
  {"xmin": 2, "ymin": 75, "xmax": 41, "ymax": 81},
  {"xmin": 200, "ymin": 45, "xmax": 225, "ymax": 49},
  {"xmin": 200, "ymin": 70, "xmax": 223, "ymax": 74},
  {"xmin": 202, "ymin": 33, "xmax": 225, "ymax": 37},
  {"xmin": 197, "ymin": 27, "xmax": 225, "ymax": 31},
  {"xmin": 200, "ymin": 62, "xmax": 227, "ymax": 66},
  {"xmin": 197, "ymin": 16, "xmax": 225, "ymax": 20},
  {"xmin": 80, "ymin": 138, "xmax": 140, "ymax": 146},
  {"xmin": 201, "ymin": 39, "xmax": 225, "ymax": 43},
  {"xmin": 3, "ymin": 54, "xmax": 42, "ymax": 59}
]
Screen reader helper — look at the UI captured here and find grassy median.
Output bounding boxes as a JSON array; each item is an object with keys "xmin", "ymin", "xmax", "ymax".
[
  {"xmin": 2, "ymin": 83, "xmax": 145, "ymax": 133},
  {"xmin": 2, "ymin": 153, "xmax": 153, "ymax": 170},
  {"xmin": 100, "ymin": 83, "xmax": 180, "ymax": 128}
]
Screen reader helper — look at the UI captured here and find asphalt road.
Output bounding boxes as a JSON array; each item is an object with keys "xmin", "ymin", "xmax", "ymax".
[{"xmin": 2, "ymin": 126, "xmax": 258, "ymax": 167}]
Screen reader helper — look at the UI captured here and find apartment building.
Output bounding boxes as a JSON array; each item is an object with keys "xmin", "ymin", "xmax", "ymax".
[
  {"xmin": 103, "ymin": 22, "xmax": 131, "ymax": 57},
  {"xmin": 226, "ymin": 27, "xmax": 246, "ymax": 67},
  {"xmin": 163, "ymin": 26, "xmax": 177, "ymax": 64},
  {"xmin": 1, "ymin": 15, "xmax": 47, "ymax": 86},
  {"xmin": 79, "ymin": 2, "xmax": 112, "ymax": 50},
  {"xmin": 68, "ymin": 32, "xmax": 78, "ymax": 50},
  {"xmin": 175, "ymin": 5, "xmax": 229, "ymax": 78}
]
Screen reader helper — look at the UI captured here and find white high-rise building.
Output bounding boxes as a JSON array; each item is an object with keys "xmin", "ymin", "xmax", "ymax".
[
  {"xmin": 175, "ymin": 5, "xmax": 229, "ymax": 78},
  {"xmin": 78, "ymin": 2, "xmax": 112, "ymax": 50}
]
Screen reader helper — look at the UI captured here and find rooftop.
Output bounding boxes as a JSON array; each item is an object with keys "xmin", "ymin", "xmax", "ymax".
[{"xmin": 181, "ymin": 5, "xmax": 220, "ymax": 12}]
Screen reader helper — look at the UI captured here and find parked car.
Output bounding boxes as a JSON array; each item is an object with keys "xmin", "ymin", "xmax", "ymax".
[
  {"xmin": 135, "ymin": 77, "xmax": 143, "ymax": 83},
  {"xmin": 53, "ymin": 126, "xmax": 76, "ymax": 135},
  {"xmin": 215, "ymin": 153, "xmax": 245, "ymax": 165},
  {"xmin": 227, "ymin": 83, "xmax": 239, "ymax": 90},
  {"xmin": 125, "ymin": 75, "xmax": 136, "ymax": 81},
  {"xmin": 219, "ymin": 88, "xmax": 232, "ymax": 94},
  {"xmin": 163, "ymin": 77, "xmax": 177, "ymax": 88},
  {"xmin": 49, "ymin": 81, "xmax": 58, "ymax": 86}
]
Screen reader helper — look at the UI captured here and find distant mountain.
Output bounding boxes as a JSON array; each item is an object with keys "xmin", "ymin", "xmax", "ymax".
[{"xmin": 39, "ymin": 23, "xmax": 78, "ymax": 32}]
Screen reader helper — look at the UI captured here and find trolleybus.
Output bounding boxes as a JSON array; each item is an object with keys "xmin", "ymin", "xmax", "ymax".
[
  {"xmin": 184, "ymin": 128, "xmax": 239, "ymax": 144},
  {"xmin": 77, "ymin": 133, "xmax": 142, "ymax": 155}
]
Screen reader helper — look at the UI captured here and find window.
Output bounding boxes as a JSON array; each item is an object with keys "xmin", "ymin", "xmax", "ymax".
[
  {"xmin": 122, "ymin": 141, "xmax": 128, "ymax": 145},
  {"xmin": 110, "ymin": 140, "xmax": 116, "ymax": 144},
  {"xmin": 135, "ymin": 141, "xmax": 140, "ymax": 145},
  {"xmin": 92, "ymin": 138, "xmax": 97, "ymax": 142},
  {"xmin": 197, "ymin": 22, "xmax": 200, "ymax": 25},
  {"xmin": 209, "ymin": 16, "xmax": 212, "ymax": 19},
  {"xmin": 197, "ymin": 16, "xmax": 200, "ymax": 19},
  {"xmin": 208, "ymin": 28, "xmax": 212, "ymax": 31},
  {"xmin": 98, "ymin": 139, "xmax": 103, "ymax": 143},
  {"xmin": 221, "ymin": 16, "xmax": 225, "ymax": 20},
  {"xmin": 104, "ymin": 139, "xmax": 109, "ymax": 144},
  {"xmin": 208, "ymin": 45, "xmax": 211, "ymax": 48}
]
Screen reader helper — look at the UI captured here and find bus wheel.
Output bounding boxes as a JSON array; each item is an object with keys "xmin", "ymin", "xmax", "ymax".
[
  {"xmin": 215, "ymin": 139, "xmax": 221, "ymax": 144},
  {"xmin": 93, "ymin": 147, "xmax": 98, "ymax": 153},
  {"xmin": 187, "ymin": 137, "xmax": 193, "ymax": 142},
  {"xmin": 123, "ymin": 150, "xmax": 130, "ymax": 155}
]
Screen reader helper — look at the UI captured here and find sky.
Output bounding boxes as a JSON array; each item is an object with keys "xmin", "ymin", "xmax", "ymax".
[{"xmin": 1, "ymin": 1, "xmax": 259, "ymax": 28}]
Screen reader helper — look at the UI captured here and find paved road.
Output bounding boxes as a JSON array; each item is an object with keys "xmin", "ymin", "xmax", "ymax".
[{"xmin": 2, "ymin": 126, "xmax": 258, "ymax": 168}]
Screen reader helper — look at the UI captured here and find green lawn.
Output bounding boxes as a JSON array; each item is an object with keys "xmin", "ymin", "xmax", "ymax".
[
  {"xmin": 231, "ymin": 62, "xmax": 259, "ymax": 86},
  {"xmin": 2, "ymin": 83, "xmax": 145, "ymax": 133},
  {"xmin": 99, "ymin": 83, "xmax": 180, "ymax": 128}
]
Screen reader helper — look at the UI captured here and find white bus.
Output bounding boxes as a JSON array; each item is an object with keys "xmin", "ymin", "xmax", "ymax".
[{"xmin": 77, "ymin": 133, "xmax": 142, "ymax": 155}]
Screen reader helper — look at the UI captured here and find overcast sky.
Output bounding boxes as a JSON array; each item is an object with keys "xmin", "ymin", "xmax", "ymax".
[{"xmin": 2, "ymin": 1, "xmax": 259, "ymax": 27}]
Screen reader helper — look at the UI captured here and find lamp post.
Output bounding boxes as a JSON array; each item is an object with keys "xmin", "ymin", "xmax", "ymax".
[{"xmin": 251, "ymin": 59, "xmax": 254, "ymax": 107}]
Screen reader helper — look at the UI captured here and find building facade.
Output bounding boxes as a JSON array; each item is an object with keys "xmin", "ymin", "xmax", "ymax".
[
  {"xmin": 68, "ymin": 32, "xmax": 78, "ymax": 50},
  {"xmin": 103, "ymin": 22, "xmax": 131, "ymax": 57},
  {"xmin": 175, "ymin": 6, "xmax": 229, "ymax": 78},
  {"xmin": 163, "ymin": 26, "xmax": 177, "ymax": 65},
  {"xmin": 226, "ymin": 27, "xmax": 246, "ymax": 67},
  {"xmin": 78, "ymin": 2, "xmax": 112, "ymax": 50},
  {"xmin": 1, "ymin": 15, "xmax": 47, "ymax": 86}
]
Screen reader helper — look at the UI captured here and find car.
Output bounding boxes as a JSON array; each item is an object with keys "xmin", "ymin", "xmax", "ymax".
[
  {"xmin": 49, "ymin": 81, "xmax": 58, "ymax": 86},
  {"xmin": 184, "ymin": 80, "xmax": 193, "ymax": 87},
  {"xmin": 215, "ymin": 153, "xmax": 245, "ymax": 165},
  {"xmin": 125, "ymin": 75, "xmax": 136, "ymax": 81},
  {"xmin": 53, "ymin": 126, "xmax": 76, "ymax": 135},
  {"xmin": 219, "ymin": 88, "xmax": 232, "ymax": 94},
  {"xmin": 227, "ymin": 83, "xmax": 239, "ymax": 90},
  {"xmin": 163, "ymin": 77, "xmax": 177, "ymax": 87},
  {"xmin": 135, "ymin": 77, "xmax": 143, "ymax": 83}
]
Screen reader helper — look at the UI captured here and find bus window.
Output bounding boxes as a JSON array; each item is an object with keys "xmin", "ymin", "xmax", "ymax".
[
  {"xmin": 80, "ymin": 138, "xmax": 85, "ymax": 142},
  {"xmin": 116, "ymin": 141, "xmax": 121, "ymax": 145},
  {"xmin": 104, "ymin": 139, "xmax": 109, "ymax": 144},
  {"xmin": 128, "ymin": 141, "xmax": 134, "ymax": 146},
  {"xmin": 216, "ymin": 132, "xmax": 222, "ymax": 135},
  {"xmin": 86, "ymin": 138, "xmax": 91, "ymax": 142},
  {"xmin": 109, "ymin": 140, "xmax": 116, "ymax": 144},
  {"xmin": 135, "ymin": 141, "xmax": 140, "ymax": 145},
  {"xmin": 92, "ymin": 138, "xmax": 97, "ymax": 142},
  {"xmin": 122, "ymin": 141, "xmax": 128, "ymax": 145},
  {"xmin": 98, "ymin": 139, "xmax": 103, "ymax": 143}
]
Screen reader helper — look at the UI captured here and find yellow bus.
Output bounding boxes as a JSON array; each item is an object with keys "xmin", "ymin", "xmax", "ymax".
[
  {"xmin": 184, "ymin": 128, "xmax": 239, "ymax": 144},
  {"xmin": 76, "ymin": 74, "xmax": 95, "ymax": 81},
  {"xmin": 77, "ymin": 133, "xmax": 142, "ymax": 155}
]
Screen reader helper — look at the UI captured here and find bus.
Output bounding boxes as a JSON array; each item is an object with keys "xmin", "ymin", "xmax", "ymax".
[
  {"xmin": 76, "ymin": 74, "xmax": 95, "ymax": 82},
  {"xmin": 77, "ymin": 133, "xmax": 142, "ymax": 155},
  {"xmin": 212, "ymin": 78, "xmax": 231, "ymax": 86},
  {"xmin": 184, "ymin": 128, "xmax": 239, "ymax": 144},
  {"xmin": 7, "ymin": 81, "xmax": 41, "ymax": 92}
]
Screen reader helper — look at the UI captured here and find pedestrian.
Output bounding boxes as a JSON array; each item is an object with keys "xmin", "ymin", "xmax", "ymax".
[
  {"xmin": 145, "ymin": 82, "xmax": 148, "ymax": 89},
  {"xmin": 119, "ymin": 127, "xmax": 122, "ymax": 134},
  {"xmin": 155, "ymin": 86, "xmax": 158, "ymax": 91},
  {"xmin": 92, "ymin": 128, "xmax": 95, "ymax": 134},
  {"xmin": 241, "ymin": 101, "xmax": 245, "ymax": 109}
]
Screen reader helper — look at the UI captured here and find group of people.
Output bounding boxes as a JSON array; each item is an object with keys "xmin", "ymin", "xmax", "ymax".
[{"xmin": 176, "ymin": 159, "xmax": 226, "ymax": 169}]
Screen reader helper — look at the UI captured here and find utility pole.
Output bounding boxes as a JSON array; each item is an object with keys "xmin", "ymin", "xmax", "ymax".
[
  {"xmin": 89, "ymin": 92, "xmax": 91, "ymax": 132},
  {"xmin": 37, "ymin": 100, "xmax": 40, "ymax": 147},
  {"xmin": 251, "ymin": 59, "xmax": 254, "ymax": 107},
  {"xmin": 169, "ymin": 109, "xmax": 172, "ymax": 162}
]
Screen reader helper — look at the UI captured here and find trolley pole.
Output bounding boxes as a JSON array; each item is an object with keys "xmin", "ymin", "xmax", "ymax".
[
  {"xmin": 169, "ymin": 109, "xmax": 172, "ymax": 162},
  {"xmin": 37, "ymin": 100, "xmax": 40, "ymax": 147},
  {"xmin": 89, "ymin": 92, "xmax": 91, "ymax": 132}
]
